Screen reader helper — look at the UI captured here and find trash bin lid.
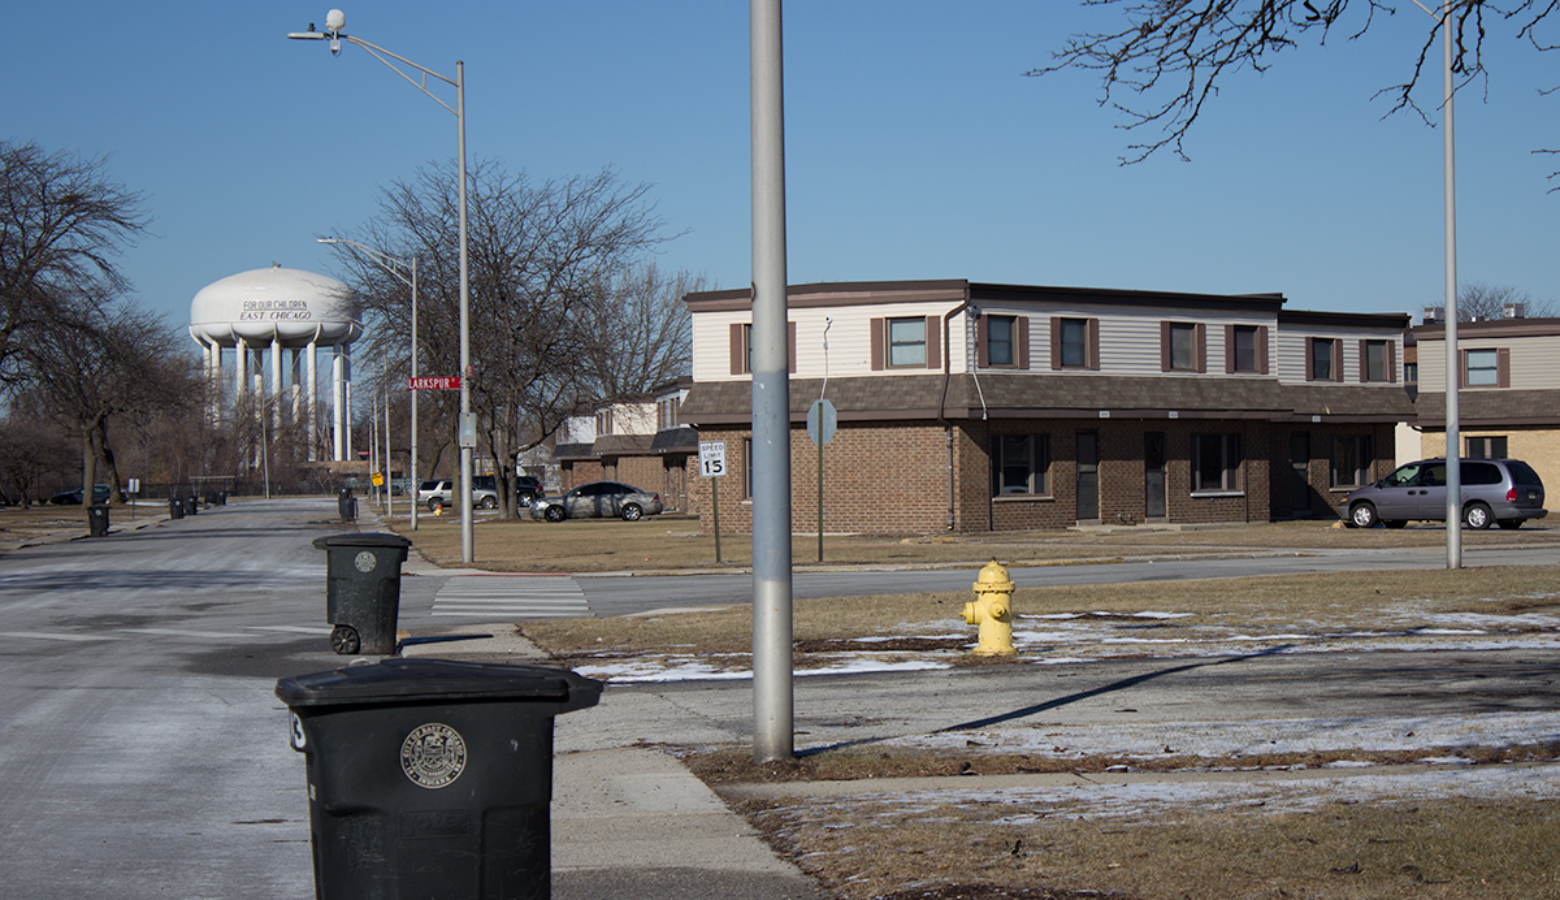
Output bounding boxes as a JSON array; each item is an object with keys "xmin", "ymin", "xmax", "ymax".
[
  {"xmin": 276, "ymin": 658, "xmax": 602, "ymax": 711},
  {"xmin": 311, "ymin": 532, "xmax": 412, "ymax": 551}
]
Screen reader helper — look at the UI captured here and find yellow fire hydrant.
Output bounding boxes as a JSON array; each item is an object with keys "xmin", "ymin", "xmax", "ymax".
[{"xmin": 963, "ymin": 560, "xmax": 1016, "ymax": 656}]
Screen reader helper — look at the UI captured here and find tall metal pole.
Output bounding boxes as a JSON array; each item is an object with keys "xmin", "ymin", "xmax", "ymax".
[
  {"xmin": 456, "ymin": 60, "xmax": 474, "ymax": 563},
  {"xmin": 288, "ymin": 18, "xmax": 472, "ymax": 560},
  {"xmin": 384, "ymin": 352, "xmax": 393, "ymax": 517},
  {"xmin": 1439, "ymin": 1, "xmax": 1462, "ymax": 569},
  {"xmin": 409, "ymin": 256, "xmax": 419, "ymax": 531},
  {"xmin": 750, "ymin": 0, "xmax": 794, "ymax": 764}
]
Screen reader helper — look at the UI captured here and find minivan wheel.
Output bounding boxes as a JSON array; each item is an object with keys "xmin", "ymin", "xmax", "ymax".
[
  {"xmin": 1463, "ymin": 502, "xmax": 1493, "ymax": 530},
  {"xmin": 1498, "ymin": 518, "xmax": 1524, "ymax": 530},
  {"xmin": 1349, "ymin": 502, "xmax": 1378, "ymax": 529}
]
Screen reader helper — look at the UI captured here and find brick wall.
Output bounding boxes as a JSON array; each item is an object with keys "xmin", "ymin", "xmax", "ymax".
[{"xmin": 685, "ymin": 417, "xmax": 1390, "ymax": 535}]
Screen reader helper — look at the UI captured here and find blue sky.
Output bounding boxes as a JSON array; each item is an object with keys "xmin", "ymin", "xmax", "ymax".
[{"xmin": 6, "ymin": 1, "xmax": 1557, "ymax": 332}]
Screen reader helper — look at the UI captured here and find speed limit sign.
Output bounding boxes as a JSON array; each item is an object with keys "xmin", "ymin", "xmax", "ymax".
[{"xmin": 698, "ymin": 441, "xmax": 727, "ymax": 478}]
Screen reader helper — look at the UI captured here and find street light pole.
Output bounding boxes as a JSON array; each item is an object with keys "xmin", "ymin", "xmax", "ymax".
[
  {"xmin": 1410, "ymin": 0, "xmax": 1463, "ymax": 568},
  {"xmin": 319, "ymin": 237, "xmax": 419, "ymax": 531},
  {"xmin": 291, "ymin": 9, "xmax": 473, "ymax": 561}
]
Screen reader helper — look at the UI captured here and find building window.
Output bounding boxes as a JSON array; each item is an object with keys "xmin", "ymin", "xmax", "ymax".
[
  {"xmin": 871, "ymin": 316, "xmax": 940, "ymax": 371},
  {"xmin": 1466, "ymin": 436, "xmax": 1508, "ymax": 459},
  {"xmin": 1192, "ymin": 434, "xmax": 1241, "ymax": 492},
  {"xmin": 729, "ymin": 321, "xmax": 797, "ymax": 375},
  {"xmin": 1405, "ymin": 361, "xmax": 1418, "ymax": 383},
  {"xmin": 595, "ymin": 409, "xmax": 614, "ymax": 436},
  {"xmin": 986, "ymin": 316, "xmax": 1015, "ymax": 366},
  {"xmin": 1050, "ymin": 317, "xmax": 1098, "ymax": 370},
  {"xmin": 1308, "ymin": 338, "xmax": 1338, "ymax": 382},
  {"xmin": 1362, "ymin": 339, "xmax": 1392, "ymax": 382},
  {"xmin": 1331, "ymin": 435, "xmax": 1372, "ymax": 488},
  {"xmin": 1165, "ymin": 322, "xmax": 1201, "ymax": 372},
  {"xmin": 888, "ymin": 317, "xmax": 928, "ymax": 367},
  {"xmin": 1465, "ymin": 348, "xmax": 1500, "ymax": 386},
  {"xmin": 1060, "ymin": 319, "xmax": 1088, "ymax": 368},
  {"xmin": 657, "ymin": 397, "xmax": 680, "ymax": 430},
  {"xmin": 1231, "ymin": 325, "xmax": 1260, "ymax": 373},
  {"xmin": 992, "ymin": 434, "xmax": 1048, "ymax": 496}
]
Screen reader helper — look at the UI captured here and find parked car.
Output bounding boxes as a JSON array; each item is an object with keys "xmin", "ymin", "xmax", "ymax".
[
  {"xmin": 1341, "ymin": 458, "xmax": 1547, "ymax": 530},
  {"xmin": 530, "ymin": 481, "xmax": 663, "ymax": 522},
  {"xmin": 49, "ymin": 485, "xmax": 111, "ymax": 505},
  {"xmin": 415, "ymin": 478, "xmax": 499, "ymax": 511},
  {"xmin": 515, "ymin": 475, "xmax": 545, "ymax": 507}
]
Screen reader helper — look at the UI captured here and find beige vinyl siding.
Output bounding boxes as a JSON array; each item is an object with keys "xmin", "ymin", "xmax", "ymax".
[
  {"xmin": 1416, "ymin": 334, "xmax": 1560, "ymax": 391},
  {"xmin": 1275, "ymin": 327, "xmax": 1401, "ymax": 385}
]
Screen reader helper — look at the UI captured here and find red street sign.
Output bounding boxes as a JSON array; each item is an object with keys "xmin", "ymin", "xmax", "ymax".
[{"xmin": 408, "ymin": 376, "xmax": 462, "ymax": 391}]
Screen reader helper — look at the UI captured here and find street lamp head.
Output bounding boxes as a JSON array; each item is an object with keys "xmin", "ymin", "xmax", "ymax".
[{"xmin": 325, "ymin": 9, "xmax": 346, "ymax": 33}]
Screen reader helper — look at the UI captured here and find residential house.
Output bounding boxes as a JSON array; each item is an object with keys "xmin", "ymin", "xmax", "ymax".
[
  {"xmin": 678, "ymin": 280, "xmax": 1413, "ymax": 534},
  {"xmin": 551, "ymin": 378, "xmax": 698, "ymax": 510},
  {"xmin": 1409, "ymin": 313, "xmax": 1560, "ymax": 491}
]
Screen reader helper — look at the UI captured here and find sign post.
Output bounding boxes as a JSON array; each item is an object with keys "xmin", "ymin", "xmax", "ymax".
[
  {"xmin": 699, "ymin": 441, "xmax": 726, "ymax": 563},
  {"xmin": 806, "ymin": 399, "xmax": 836, "ymax": 562}
]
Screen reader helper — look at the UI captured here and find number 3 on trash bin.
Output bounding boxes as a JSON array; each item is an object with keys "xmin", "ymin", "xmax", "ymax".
[{"xmin": 290, "ymin": 712, "xmax": 307, "ymax": 751}]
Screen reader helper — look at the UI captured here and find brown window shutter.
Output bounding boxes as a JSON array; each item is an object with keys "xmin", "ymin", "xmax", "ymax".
[
  {"xmin": 1358, "ymin": 340, "xmax": 1368, "ymax": 383},
  {"xmin": 870, "ymin": 318, "xmax": 885, "ymax": 371},
  {"xmin": 1160, "ymin": 321, "xmax": 1172, "ymax": 372},
  {"xmin": 729, "ymin": 323, "xmax": 745, "ymax": 375},
  {"xmin": 1050, "ymin": 318, "xmax": 1062, "ymax": 370},
  {"xmin": 925, "ymin": 316, "xmax": 941, "ymax": 370},
  {"xmin": 1225, "ymin": 325, "xmax": 1236, "ymax": 374},
  {"xmin": 1194, "ymin": 323, "xmax": 1206, "ymax": 373},
  {"xmin": 1332, "ymin": 340, "xmax": 1343, "ymax": 382},
  {"xmin": 1460, "ymin": 349, "xmax": 1469, "ymax": 388},
  {"xmin": 1497, "ymin": 347, "xmax": 1511, "ymax": 388},
  {"xmin": 1087, "ymin": 318, "xmax": 1100, "ymax": 370},
  {"xmin": 1257, "ymin": 326, "xmax": 1269, "ymax": 375},
  {"xmin": 1016, "ymin": 317, "xmax": 1030, "ymax": 370},
  {"xmin": 1305, "ymin": 338, "xmax": 1315, "ymax": 381},
  {"xmin": 1387, "ymin": 340, "xmax": 1397, "ymax": 383},
  {"xmin": 788, "ymin": 321, "xmax": 797, "ymax": 374},
  {"xmin": 977, "ymin": 316, "xmax": 989, "ymax": 368}
]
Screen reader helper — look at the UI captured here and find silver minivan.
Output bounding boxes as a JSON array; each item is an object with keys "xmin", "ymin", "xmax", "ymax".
[{"xmin": 1341, "ymin": 458, "xmax": 1547, "ymax": 530}]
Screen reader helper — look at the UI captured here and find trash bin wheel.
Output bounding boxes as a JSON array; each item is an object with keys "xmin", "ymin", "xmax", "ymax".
[{"xmin": 330, "ymin": 625, "xmax": 361, "ymax": 655}]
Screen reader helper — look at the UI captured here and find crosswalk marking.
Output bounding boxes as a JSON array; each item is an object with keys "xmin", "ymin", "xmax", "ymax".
[{"xmin": 431, "ymin": 575, "xmax": 590, "ymax": 619}]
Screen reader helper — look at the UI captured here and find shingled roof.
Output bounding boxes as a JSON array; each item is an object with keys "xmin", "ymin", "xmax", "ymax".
[{"xmin": 679, "ymin": 375, "xmax": 1415, "ymax": 425}]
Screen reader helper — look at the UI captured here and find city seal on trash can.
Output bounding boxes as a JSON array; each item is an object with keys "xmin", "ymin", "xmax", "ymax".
[
  {"xmin": 401, "ymin": 723, "xmax": 467, "ymax": 788},
  {"xmin": 353, "ymin": 550, "xmax": 378, "ymax": 574}
]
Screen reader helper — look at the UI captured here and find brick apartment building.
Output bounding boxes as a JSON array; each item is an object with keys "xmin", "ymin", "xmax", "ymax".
[
  {"xmin": 551, "ymin": 378, "xmax": 697, "ymax": 511},
  {"xmin": 677, "ymin": 280, "xmax": 1413, "ymax": 535}
]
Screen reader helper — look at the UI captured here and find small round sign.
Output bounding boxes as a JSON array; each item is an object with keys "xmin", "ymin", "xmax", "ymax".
[
  {"xmin": 400, "ymin": 723, "xmax": 468, "ymax": 789},
  {"xmin": 353, "ymin": 551, "xmax": 377, "ymax": 573}
]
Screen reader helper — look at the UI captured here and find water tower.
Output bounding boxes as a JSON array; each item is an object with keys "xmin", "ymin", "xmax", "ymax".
[{"xmin": 190, "ymin": 266, "xmax": 362, "ymax": 461}]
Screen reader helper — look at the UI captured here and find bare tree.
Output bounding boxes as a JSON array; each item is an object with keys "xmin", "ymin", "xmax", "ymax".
[
  {"xmin": 1455, "ymin": 281, "xmax": 1555, "ymax": 320},
  {"xmin": 0, "ymin": 398, "xmax": 75, "ymax": 506},
  {"xmin": 327, "ymin": 160, "xmax": 680, "ymax": 518},
  {"xmin": 0, "ymin": 140, "xmax": 149, "ymax": 379},
  {"xmin": 1033, "ymin": 1, "xmax": 1558, "ymax": 165},
  {"xmin": 17, "ymin": 296, "xmax": 197, "ymax": 517},
  {"xmin": 583, "ymin": 264, "xmax": 704, "ymax": 401}
]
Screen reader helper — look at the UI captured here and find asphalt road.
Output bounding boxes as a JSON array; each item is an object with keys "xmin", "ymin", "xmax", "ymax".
[{"xmin": 3, "ymin": 496, "xmax": 1557, "ymax": 898}]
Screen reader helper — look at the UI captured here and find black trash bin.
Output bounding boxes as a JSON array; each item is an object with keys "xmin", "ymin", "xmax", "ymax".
[
  {"xmin": 337, "ymin": 488, "xmax": 357, "ymax": 523},
  {"xmin": 275, "ymin": 658, "xmax": 601, "ymax": 900},
  {"xmin": 88, "ymin": 504, "xmax": 109, "ymax": 537},
  {"xmin": 169, "ymin": 497, "xmax": 185, "ymax": 520},
  {"xmin": 312, "ymin": 533, "xmax": 412, "ymax": 656},
  {"xmin": 184, "ymin": 496, "xmax": 199, "ymax": 516}
]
